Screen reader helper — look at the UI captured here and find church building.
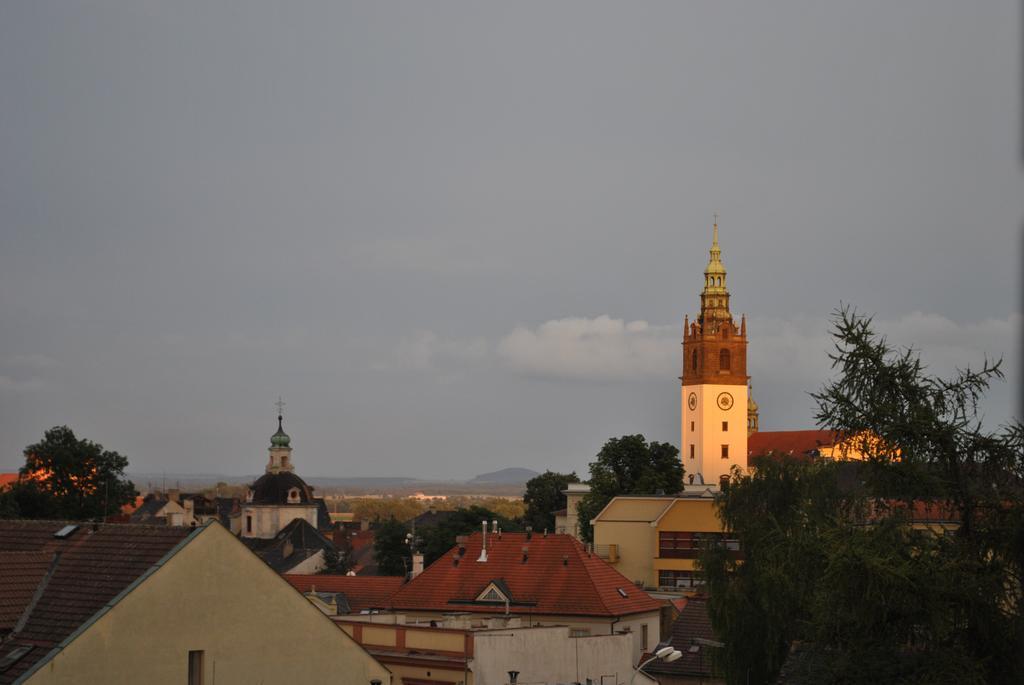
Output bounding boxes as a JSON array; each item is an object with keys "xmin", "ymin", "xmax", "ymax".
[
  {"xmin": 241, "ymin": 408, "xmax": 321, "ymax": 539},
  {"xmin": 680, "ymin": 219, "xmax": 757, "ymax": 486}
]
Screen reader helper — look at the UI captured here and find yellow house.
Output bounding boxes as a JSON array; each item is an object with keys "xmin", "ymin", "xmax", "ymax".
[
  {"xmin": 0, "ymin": 520, "xmax": 390, "ymax": 685},
  {"xmin": 592, "ymin": 491, "xmax": 730, "ymax": 591}
]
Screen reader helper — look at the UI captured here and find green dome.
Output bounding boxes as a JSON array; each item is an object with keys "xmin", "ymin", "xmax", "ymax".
[{"xmin": 271, "ymin": 416, "xmax": 291, "ymax": 448}]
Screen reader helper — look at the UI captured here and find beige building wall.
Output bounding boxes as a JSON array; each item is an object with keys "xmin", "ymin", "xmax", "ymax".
[
  {"xmin": 653, "ymin": 498, "xmax": 724, "ymax": 579},
  {"xmin": 23, "ymin": 523, "xmax": 391, "ymax": 685},
  {"xmin": 682, "ymin": 383, "xmax": 748, "ymax": 486},
  {"xmin": 592, "ymin": 497, "xmax": 673, "ymax": 588},
  {"xmin": 242, "ymin": 503, "xmax": 318, "ymax": 539}
]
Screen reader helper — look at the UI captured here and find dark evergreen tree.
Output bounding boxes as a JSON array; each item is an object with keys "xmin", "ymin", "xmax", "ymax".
[
  {"xmin": 701, "ymin": 307, "xmax": 1023, "ymax": 685},
  {"xmin": 373, "ymin": 518, "xmax": 411, "ymax": 576}
]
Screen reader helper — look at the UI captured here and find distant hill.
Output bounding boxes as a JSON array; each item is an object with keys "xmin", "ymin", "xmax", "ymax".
[{"xmin": 467, "ymin": 467, "xmax": 539, "ymax": 485}]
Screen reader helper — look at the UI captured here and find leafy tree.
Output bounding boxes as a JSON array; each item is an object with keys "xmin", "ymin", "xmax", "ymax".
[
  {"xmin": 523, "ymin": 470, "xmax": 580, "ymax": 533},
  {"xmin": 418, "ymin": 505, "xmax": 522, "ymax": 566},
  {"xmin": 577, "ymin": 435, "xmax": 682, "ymax": 542},
  {"xmin": 319, "ymin": 543, "xmax": 353, "ymax": 575},
  {"xmin": 373, "ymin": 517, "xmax": 411, "ymax": 576},
  {"xmin": 701, "ymin": 307, "xmax": 1023, "ymax": 684},
  {"xmin": 1, "ymin": 426, "xmax": 137, "ymax": 521}
]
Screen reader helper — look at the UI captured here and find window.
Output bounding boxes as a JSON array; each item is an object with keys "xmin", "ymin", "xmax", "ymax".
[
  {"xmin": 721, "ymin": 444, "xmax": 729, "ymax": 459},
  {"xmin": 660, "ymin": 531, "xmax": 699, "ymax": 557},
  {"xmin": 689, "ymin": 444, "xmax": 695, "ymax": 459},
  {"xmin": 188, "ymin": 650, "xmax": 204, "ymax": 685},
  {"xmin": 246, "ymin": 515, "xmax": 252, "ymax": 533},
  {"xmin": 641, "ymin": 624, "xmax": 649, "ymax": 650},
  {"xmin": 691, "ymin": 350, "xmax": 698, "ymax": 372},
  {"xmin": 659, "ymin": 570, "xmax": 701, "ymax": 589},
  {"xmin": 287, "ymin": 488, "xmax": 300, "ymax": 503},
  {"xmin": 722, "ymin": 421, "xmax": 728, "ymax": 432},
  {"xmin": 719, "ymin": 348, "xmax": 731, "ymax": 371},
  {"xmin": 690, "ymin": 421, "xmax": 695, "ymax": 431}
]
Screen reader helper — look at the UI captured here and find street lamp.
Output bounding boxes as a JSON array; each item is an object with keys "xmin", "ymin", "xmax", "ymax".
[{"xmin": 629, "ymin": 645, "xmax": 682, "ymax": 684}]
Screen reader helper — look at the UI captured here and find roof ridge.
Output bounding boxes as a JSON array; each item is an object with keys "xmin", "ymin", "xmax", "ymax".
[{"xmin": 11, "ymin": 551, "xmax": 61, "ymax": 636}]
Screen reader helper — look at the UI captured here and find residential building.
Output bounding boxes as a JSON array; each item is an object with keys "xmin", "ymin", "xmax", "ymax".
[
  {"xmin": 591, "ymin": 491, "xmax": 723, "ymax": 592},
  {"xmin": 0, "ymin": 519, "xmax": 390, "ymax": 684},
  {"xmin": 242, "ymin": 517, "xmax": 338, "ymax": 574},
  {"xmin": 335, "ymin": 616, "xmax": 657, "ymax": 685},
  {"xmin": 385, "ymin": 529, "xmax": 665, "ymax": 662}
]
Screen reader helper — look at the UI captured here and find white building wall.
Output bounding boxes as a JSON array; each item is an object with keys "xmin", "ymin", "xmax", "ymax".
[{"xmin": 472, "ymin": 626, "xmax": 657, "ymax": 685}]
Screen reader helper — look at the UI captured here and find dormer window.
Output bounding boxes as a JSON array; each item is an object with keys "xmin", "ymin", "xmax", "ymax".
[{"xmin": 287, "ymin": 488, "xmax": 301, "ymax": 503}]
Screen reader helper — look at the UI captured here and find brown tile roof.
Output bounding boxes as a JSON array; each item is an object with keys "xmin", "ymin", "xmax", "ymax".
[
  {"xmin": 0, "ymin": 552, "xmax": 52, "ymax": 635},
  {"xmin": 388, "ymin": 532, "xmax": 664, "ymax": 618},
  {"xmin": 644, "ymin": 596, "xmax": 718, "ymax": 678},
  {"xmin": 0, "ymin": 520, "xmax": 195, "ymax": 684},
  {"xmin": 284, "ymin": 575, "xmax": 406, "ymax": 612},
  {"xmin": 748, "ymin": 430, "xmax": 838, "ymax": 459}
]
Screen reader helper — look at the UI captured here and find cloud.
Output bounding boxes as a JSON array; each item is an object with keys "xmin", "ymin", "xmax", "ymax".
[{"xmin": 497, "ymin": 315, "xmax": 678, "ymax": 381}]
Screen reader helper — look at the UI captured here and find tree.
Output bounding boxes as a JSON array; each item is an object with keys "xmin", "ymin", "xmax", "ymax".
[
  {"xmin": 523, "ymin": 470, "xmax": 580, "ymax": 533},
  {"xmin": 418, "ymin": 505, "xmax": 523, "ymax": 567},
  {"xmin": 577, "ymin": 435, "xmax": 682, "ymax": 542},
  {"xmin": 701, "ymin": 307, "xmax": 1023, "ymax": 685},
  {"xmin": 1, "ymin": 426, "xmax": 137, "ymax": 521},
  {"xmin": 374, "ymin": 518, "xmax": 411, "ymax": 576}
]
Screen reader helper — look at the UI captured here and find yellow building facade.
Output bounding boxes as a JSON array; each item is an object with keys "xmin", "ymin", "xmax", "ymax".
[{"xmin": 19, "ymin": 523, "xmax": 391, "ymax": 685}]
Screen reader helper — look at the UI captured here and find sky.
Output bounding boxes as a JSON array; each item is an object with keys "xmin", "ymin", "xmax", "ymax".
[{"xmin": 0, "ymin": 2, "xmax": 1020, "ymax": 480}]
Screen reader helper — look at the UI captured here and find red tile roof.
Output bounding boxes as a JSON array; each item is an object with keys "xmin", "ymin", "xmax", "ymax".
[
  {"xmin": 284, "ymin": 574, "xmax": 406, "ymax": 612},
  {"xmin": 0, "ymin": 473, "xmax": 19, "ymax": 490},
  {"xmin": 748, "ymin": 430, "xmax": 838, "ymax": 459},
  {"xmin": 0, "ymin": 520, "xmax": 194, "ymax": 684},
  {"xmin": 388, "ymin": 532, "xmax": 664, "ymax": 618}
]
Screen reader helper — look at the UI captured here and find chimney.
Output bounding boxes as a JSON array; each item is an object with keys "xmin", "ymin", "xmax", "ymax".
[
  {"xmin": 521, "ymin": 545, "xmax": 529, "ymax": 564},
  {"xmin": 525, "ymin": 526, "xmax": 532, "ymax": 540},
  {"xmin": 477, "ymin": 521, "xmax": 488, "ymax": 562},
  {"xmin": 491, "ymin": 519, "xmax": 498, "ymax": 534},
  {"xmin": 562, "ymin": 554, "xmax": 568, "ymax": 566},
  {"xmin": 411, "ymin": 553, "xmax": 425, "ymax": 578}
]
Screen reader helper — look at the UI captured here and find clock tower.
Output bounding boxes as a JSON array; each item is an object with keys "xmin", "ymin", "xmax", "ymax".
[{"xmin": 681, "ymin": 218, "xmax": 749, "ymax": 486}]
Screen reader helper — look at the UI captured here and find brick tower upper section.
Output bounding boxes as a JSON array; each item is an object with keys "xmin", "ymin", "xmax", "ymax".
[{"xmin": 681, "ymin": 221, "xmax": 749, "ymax": 387}]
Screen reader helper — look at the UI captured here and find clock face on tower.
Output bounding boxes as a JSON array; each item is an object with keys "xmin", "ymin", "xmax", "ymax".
[
  {"xmin": 717, "ymin": 392, "xmax": 734, "ymax": 410},
  {"xmin": 687, "ymin": 393, "xmax": 697, "ymax": 411}
]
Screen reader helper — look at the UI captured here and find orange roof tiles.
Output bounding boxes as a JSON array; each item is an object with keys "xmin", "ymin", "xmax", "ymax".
[
  {"xmin": 0, "ymin": 473, "xmax": 19, "ymax": 490},
  {"xmin": 284, "ymin": 574, "xmax": 405, "ymax": 612},
  {"xmin": 388, "ymin": 532, "xmax": 664, "ymax": 618},
  {"xmin": 748, "ymin": 430, "xmax": 838, "ymax": 459}
]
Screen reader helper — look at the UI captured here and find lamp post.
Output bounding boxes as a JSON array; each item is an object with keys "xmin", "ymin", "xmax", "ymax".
[{"xmin": 629, "ymin": 645, "xmax": 682, "ymax": 685}]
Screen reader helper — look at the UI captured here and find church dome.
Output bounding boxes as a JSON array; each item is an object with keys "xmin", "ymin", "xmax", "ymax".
[
  {"xmin": 748, "ymin": 395, "xmax": 759, "ymax": 412},
  {"xmin": 250, "ymin": 471, "xmax": 314, "ymax": 505}
]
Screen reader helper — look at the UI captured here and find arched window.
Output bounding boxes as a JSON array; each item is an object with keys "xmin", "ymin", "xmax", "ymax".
[
  {"xmin": 720, "ymin": 348, "xmax": 731, "ymax": 371},
  {"xmin": 691, "ymin": 350, "xmax": 698, "ymax": 372},
  {"xmin": 717, "ymin": 277, "xmax": 722, "ymax": 286}
]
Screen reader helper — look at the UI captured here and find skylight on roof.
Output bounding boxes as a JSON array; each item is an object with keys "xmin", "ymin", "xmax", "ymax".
[
  {"xmin": 53, "ymin": 524, "xmax": 78, "ymax": 539},
  {"xmin": 616, "ymin": 587, "xmax": 629, "ymax": 598},
  {"xmin": 0, "ymin": 645, "xmax": 32, "ymax": 673}
]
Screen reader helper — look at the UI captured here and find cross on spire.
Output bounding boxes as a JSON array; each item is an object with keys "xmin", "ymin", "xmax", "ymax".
[{"xmin": 275, "ymin": 396, "xmax": 285, "ymax": 418}]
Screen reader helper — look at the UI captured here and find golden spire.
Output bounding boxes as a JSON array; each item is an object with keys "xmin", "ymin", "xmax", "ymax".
[{"xmin": 699, "ymin": 214, "xmax": 731, "ymax": 329}]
